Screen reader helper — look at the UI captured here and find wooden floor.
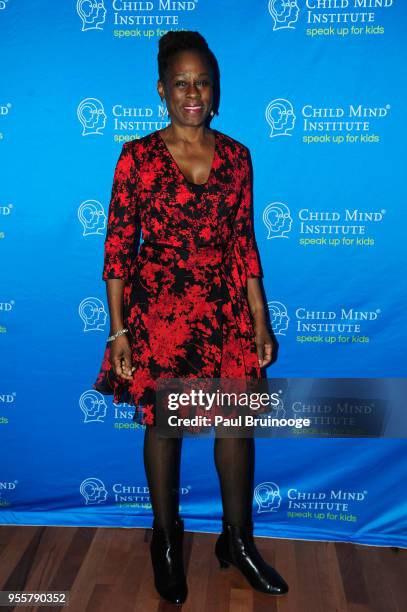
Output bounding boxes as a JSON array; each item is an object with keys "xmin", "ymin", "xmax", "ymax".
[{"xmin": 0, "ymin": 525, "xmax": 405, "ymax": 611}]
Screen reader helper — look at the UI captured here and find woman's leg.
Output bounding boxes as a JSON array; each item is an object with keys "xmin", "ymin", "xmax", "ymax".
[
  {"xmin": 144, "ymin": 425, "xmax": 188, "ymax": 604},
  {"xmin": 213, "ymin": 434, "xmax": 289, "ymax": 595},
  {"xmin": 143, "ymin": 425, "xmax": 183, "ymax": 529},
  {"xmin": 213, "ymin": 436, "xmax": 255, "ymax": 526}
]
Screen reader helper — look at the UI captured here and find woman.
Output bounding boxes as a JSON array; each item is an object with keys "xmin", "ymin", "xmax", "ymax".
[{"xmin": 93, "ymin": 31, "xmax": 289, "ymax": 604}]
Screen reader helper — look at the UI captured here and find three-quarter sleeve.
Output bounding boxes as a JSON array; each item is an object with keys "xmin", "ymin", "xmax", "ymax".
[
  {"xmin": 102, "ymin": 142, "xmax": 140, "ymax": 281},
  {"xmin": 232, "ymin": 147, "xmax": 263, "ymax": 279}
]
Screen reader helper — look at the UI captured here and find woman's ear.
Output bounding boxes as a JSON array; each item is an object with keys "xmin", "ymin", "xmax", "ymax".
[{"xmin": 157, "ymin": 80, "xmax": 165, "ymax": 100}]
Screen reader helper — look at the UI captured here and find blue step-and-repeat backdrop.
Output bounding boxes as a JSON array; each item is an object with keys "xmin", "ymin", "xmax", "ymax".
[{"xmin": 1, "ymin": 1, "xmax": 406, "ymax": 547}]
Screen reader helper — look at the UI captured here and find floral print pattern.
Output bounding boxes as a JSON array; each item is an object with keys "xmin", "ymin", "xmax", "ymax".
[{"xmin": 93, "ymin": 129, "xmax": 266, "ymax": 427}]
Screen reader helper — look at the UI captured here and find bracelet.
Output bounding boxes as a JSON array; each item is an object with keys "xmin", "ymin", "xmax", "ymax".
[{"xmin": 107, "ymin": 328, "xmax": 128, "ymax": 343}]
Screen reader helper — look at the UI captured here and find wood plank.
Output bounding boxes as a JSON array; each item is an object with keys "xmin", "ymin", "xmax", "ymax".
[{"xmin": 0, "ymin": 526, "xmax": 405, "ymax": 612}]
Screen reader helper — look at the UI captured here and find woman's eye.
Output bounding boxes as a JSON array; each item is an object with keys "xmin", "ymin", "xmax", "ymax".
[{"xmin": 174, "ymin": 80, "xmax": 211, "ymax": 87}]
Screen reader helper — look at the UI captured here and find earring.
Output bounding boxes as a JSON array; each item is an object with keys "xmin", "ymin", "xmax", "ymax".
[
  {"xmin": 209, "ymin": 108, "xmax": 215, "ymax": 117},
  {"xmin": 161, "ymin": 97, "xmax": 167, "ymax": 109}
]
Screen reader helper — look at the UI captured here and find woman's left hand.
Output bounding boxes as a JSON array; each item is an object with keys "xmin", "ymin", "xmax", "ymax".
[
  {"xmin": 247, "ymin": 278, "xmax": 273, "ymax": 367},
  {"xmin": 254, "ymin": 320, "xmax": 274, "ymax": 367}
]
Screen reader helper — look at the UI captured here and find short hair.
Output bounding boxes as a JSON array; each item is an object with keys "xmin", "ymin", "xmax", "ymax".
[{"xmin": 158, "ymin": 30, "xmax": 220, "ymax": 116}]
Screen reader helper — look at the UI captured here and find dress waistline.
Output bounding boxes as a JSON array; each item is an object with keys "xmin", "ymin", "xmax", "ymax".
[
  {"xmin": 140, "ymin": 240, "xmax": 226, "ymax": 252},
  {"xmin": 138, "ymin": 239, "xmax": 229, "ymax": 268}
]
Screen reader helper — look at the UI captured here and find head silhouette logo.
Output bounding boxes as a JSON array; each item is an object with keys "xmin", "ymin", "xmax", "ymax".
[
  {"xmin": 268, "ymin": 301, "xmax": 290, "ymax": 336},
  {"xmin": 79, "ymin": 297, "xmax": 107, "ymax": 332},
  {"xmin": 270, "ymin": 394, "xmax": 286, "ymax": 418},
  {"xmin": 80, "ymin": 478, "xmax": 108, "ymax": 505},
  {"xmin": 78, "ymin": 200, "xmax": 107, "ymax": 236},
  {"xmin": 254, "ymin": 482, "xmax": 282, "ymax": 513},
  {"xmin": 263, "ymin": 202, "xmax": 293, "ymax": 238},
  {"xmin": 77, "ymin": 98, "xmax": 107, "ymax": 136},
  {"xmin": 79, "ymin": 390, "xmax": 108, "ymax": 423},
  {"xmin": 265, "ymin": 99, "xmax": 296, "ymax": 138},
  {"xmin": 268, "ymin": 0, "xmax": 300, "ymax": 30},
  {"xmin": 77, "ymin": 0, "xmax": 107, "ymax": 31}
]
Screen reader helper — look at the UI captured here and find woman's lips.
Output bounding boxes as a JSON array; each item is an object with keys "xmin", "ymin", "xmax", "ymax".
[{"xmin": 183, "ymin": 105, "xmax": 203, "ymax": 113}]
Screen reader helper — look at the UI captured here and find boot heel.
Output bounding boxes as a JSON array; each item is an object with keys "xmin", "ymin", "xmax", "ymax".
[
  {"xmin": 150, "ymin": 517, "xmax": 188, "ymax": 604},
  {"xmin": 219, "ymin": 518, "xmax": 289, "ymax": 596}
]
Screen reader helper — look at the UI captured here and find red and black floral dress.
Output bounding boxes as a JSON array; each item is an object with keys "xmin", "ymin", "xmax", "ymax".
[{"xmin": 93, "ymin": 129, "xmax": 266, "ymax": 427}]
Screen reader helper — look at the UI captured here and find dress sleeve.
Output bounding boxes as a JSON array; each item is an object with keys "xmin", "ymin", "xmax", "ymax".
[
  {"xmin": 102, "ymin": 142, "xmax": 140, "ymax": 281},
  {"xmin": 232, "ymin": 146, "xmax": 263, "ymax": 279}
]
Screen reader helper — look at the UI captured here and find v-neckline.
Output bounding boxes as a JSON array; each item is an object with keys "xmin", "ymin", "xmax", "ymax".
[{"xmin": 156, "ymin": 128, "xmax": 218, "ymax": 188}]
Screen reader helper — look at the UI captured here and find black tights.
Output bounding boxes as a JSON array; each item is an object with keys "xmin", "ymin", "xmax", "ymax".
[{"xmin": 143, "ymin": 425, "xmax": 255, "ymax": 529}]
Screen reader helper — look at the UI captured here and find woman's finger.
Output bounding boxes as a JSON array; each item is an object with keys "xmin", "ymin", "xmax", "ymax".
[
  {"xmin": 256, "ymin": 340, "xmax": 264, "ymax": 366},
  {"xmin": 120, "ymin": 353, "xmax": 135, "ymax": 379},
  {"xmin": 263, "ymin": 342, "xmax": 273, "ymax": 364},
  {"xmin": 112, "ymin": 356, "xmax": 124, "ymax": 377},
  {"xmin": 257, "ymin": 340, "xmax": 273, "ymax": 367}
]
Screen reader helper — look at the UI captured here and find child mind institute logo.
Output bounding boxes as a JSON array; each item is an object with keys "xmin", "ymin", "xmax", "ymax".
[
  {"xmin": 263, "ymin": 202, "xmax": 293, "ymax": 238},
  {"xmin": 265, "ymin": 99, "xmax": 390, "ymax": 142},
  {"xmin": 268, "ymin": 0, "xmax": 300, "ymax": 30},
  {"xmin": 78, "ymin": 297, "xmax": 107, "ymax": 332},
  {"xmin": 268, "ymin": 301, "xmax": 290, "ymax": 336},
  {"xmin": 77, "ymin": 98, "xmax": 107, "ymax": 136},
  {"xmin": 78, "ymin": 200, "xmax": 107, "ymax": 236},
  {"xmin": 254, "ymin": 482, "xmax": 283, "ymax": 513},
  {"xmin": 80, "ymin": 478, "xmax": 108, "ymax": 504},
  {"xmin": 77, "ymin": 0, "xmax": 107, "ymax": 31},
  {"xmin": 265, "ymin": 99, "xmax": 296, "ymax": 137},
  {"xmin": 79, "ymin": 390, "xmax": 108, "ymax": 423}
]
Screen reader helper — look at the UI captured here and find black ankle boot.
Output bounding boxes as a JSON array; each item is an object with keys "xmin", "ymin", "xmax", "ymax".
[
  {"xmin": 150, "ymin": 516, "xmax": 188, "ymax": 605},
  {"xmin": 215, "ymin": 516, "xmax": 289, "ymax": 595}
]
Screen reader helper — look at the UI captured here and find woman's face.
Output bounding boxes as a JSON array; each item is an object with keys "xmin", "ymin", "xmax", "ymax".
[{"xmin": 158, "ymin": 49, "xmax": 214, "ymax": 128}]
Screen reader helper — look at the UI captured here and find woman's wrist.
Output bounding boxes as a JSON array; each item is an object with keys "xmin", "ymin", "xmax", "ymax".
[
  {"xmin": 109, "ymin": 321, "xmax": 125, "ymax": 335},
  {"xmin": 107, "ymin": 327, "xmax": 128, "ymax": 343},
  {"xmin": 251, "ymin": 305, "xmax": 266, "ymax": 322}
]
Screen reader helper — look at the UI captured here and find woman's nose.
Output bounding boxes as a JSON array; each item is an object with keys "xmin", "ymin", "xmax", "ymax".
[{"xmin": 186, "ymin": 83, "xmax": 200, "ymax": 96}]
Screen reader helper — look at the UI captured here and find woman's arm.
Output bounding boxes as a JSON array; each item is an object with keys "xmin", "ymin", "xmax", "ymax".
[
  {"xmin": 235, "ymin": 147, "xmax": 273, "ymax": 367},
  {"xmin": 247, "ymin": 278, "xmax": 273, "ymax": 368},
  {"xmin": 106, "ymin": 278, "xmax": 125, "ymax": 335},
  {"xmin": 102, "ymin": 143, "xmax": 139, "ymax": 380},
  {"xmin": 106, "ymin": 278, "xmax": 134, "ymax": 380},
  {"xmin": 102, "ymin": 143, "xmax": 140, "ymax": 282}
]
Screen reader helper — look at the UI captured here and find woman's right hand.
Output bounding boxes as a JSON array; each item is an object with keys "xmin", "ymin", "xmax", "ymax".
[{"xmin": 109, "ymin": 334, "xmax": 136, "ymax": 380}]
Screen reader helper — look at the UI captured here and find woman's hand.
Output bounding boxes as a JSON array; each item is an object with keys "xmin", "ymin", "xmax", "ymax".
[
  {"xmin": 109, "ymin": 334, "xmax": 136, "ymax": 380},
  {"xmin": 247, "ymin": 278, "xmax": 273, "ymax": 368},
  {"xmin": 254, "ymin": 319, "xmax": 273, "ymax": 368}
]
